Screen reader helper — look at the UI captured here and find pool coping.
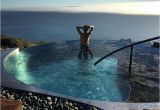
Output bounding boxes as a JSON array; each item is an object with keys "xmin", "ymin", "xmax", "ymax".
[{"xmin": 1, "ymin": 47, "xmax": 160, "ymax": 110}]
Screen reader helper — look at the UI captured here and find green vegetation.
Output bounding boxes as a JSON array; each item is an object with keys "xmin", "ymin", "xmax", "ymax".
[{"xmin": 0, "ymin": 35, "xmax": 46, "ymax": 50}]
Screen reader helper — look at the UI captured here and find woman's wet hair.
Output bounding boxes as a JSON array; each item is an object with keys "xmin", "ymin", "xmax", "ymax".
[{"xmin": 83, "ymin": 25, "xmax": 89, "ymax": 31}]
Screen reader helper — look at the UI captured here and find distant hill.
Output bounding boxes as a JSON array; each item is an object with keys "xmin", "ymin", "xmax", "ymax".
[{"xmin": 0, "ymin": 35, "xmax": 46, "ymax": 50}]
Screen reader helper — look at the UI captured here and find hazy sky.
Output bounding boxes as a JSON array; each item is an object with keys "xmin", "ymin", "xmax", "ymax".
[
  {"xmin": 1, "ymin": 0, "xmax": 137, "ymax": 8},
  {"xmin": 1, "ymin": 0, "xmax": 160, "ymax": 15}
]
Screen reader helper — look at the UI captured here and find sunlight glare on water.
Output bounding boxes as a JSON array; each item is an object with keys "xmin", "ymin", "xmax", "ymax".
[{"xmin": 5, "ymin": 52, "xmax": 34, "ymax": 84}]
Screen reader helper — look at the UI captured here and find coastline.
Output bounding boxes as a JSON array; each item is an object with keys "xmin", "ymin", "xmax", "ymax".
[{"xmin": 0, "ymin": 34, "xmax": 47, "ymax": 50}]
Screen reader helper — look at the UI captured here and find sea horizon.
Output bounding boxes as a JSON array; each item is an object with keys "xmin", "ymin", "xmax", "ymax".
[
  {"xmin": 1, "ymin": 11, "xmax": 159, "ymax": 42},
  {"xmin": 1, "ymin": 10, "xmax": 160, "ymax": 16}
]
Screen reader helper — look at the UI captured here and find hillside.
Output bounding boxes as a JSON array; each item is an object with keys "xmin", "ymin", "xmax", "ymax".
[{"xmin": 0, "ymin": 35, "xmax": 46, "ymax": 50}]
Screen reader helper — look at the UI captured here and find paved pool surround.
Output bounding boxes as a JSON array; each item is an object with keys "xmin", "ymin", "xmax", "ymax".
[{"xmin": 1, "ymin": 47, "xmax": 159, "ymax": 110}]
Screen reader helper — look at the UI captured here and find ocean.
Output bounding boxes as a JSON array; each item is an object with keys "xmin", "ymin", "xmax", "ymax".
[{"xmin": 1, "ymin": 11, "xmax": 159, "ymax": 42}]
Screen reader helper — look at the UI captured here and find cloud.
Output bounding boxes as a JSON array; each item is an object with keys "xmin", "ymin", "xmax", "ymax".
[
  {"xmin": 73, "ymin": 1, "xmax": 160, "ymax": 15},
  {"xmin": 66, "ymin": 5, "xmax": 82, "ymax": 7}
]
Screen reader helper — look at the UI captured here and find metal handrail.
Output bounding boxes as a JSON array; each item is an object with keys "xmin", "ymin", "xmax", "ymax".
[{"xmin": 94, "ymin": 36, "xmax": 160, "ymax": 78}]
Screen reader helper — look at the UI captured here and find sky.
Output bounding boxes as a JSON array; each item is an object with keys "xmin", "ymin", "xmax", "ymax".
[{"xmin": 1, "ymin": 0, "xmax": 160, "ymax": 15}]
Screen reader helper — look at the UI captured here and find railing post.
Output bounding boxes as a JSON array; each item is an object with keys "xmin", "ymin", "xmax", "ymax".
[{"xmin": 128, "ymin": 46, "xmax": 134, "ymax": 78}]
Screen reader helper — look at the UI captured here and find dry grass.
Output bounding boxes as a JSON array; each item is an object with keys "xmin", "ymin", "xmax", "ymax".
[{"xmin": 0, "ymin": 99, "xmax": 23, "ymax": 110}]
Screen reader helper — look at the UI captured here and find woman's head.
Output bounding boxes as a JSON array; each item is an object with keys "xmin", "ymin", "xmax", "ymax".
[{"xmin": 83, "ymin": 25, "xmax": 90, "ymax": 32}]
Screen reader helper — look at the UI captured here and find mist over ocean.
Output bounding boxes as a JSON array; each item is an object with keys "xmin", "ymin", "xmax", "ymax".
[{"xmin": 1, "ymin": 11, "xmax": 159, "ymax": 42}]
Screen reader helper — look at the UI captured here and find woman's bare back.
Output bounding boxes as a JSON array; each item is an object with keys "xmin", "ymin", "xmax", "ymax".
[{"xmin": 80, "ymin": 33, "xmax": 90, "ymax": 45}]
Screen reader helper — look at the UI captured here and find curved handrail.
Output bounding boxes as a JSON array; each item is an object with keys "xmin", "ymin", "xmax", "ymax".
[{"xmin": 94, "ymin": 36, "xmax": 160, "ymax": 66}]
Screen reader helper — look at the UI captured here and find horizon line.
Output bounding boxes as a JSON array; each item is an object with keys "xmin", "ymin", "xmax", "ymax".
[{"xmin": 1, "ymin": 10, "xmax": 159, "ymax": 16}]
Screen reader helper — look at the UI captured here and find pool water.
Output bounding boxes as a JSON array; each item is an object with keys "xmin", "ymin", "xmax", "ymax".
[{"xmin": 4, "ymin": 42, "xmax": 130, "ymax": 101}]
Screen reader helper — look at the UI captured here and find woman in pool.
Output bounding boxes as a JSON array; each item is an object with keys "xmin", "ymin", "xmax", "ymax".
[{"xmin": 76, "ymin": 25, "xmax": 94, "ymax": 58}]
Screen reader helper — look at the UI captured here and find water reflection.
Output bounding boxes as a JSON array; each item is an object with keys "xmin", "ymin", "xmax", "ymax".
[{"xmin": 5, "ymin": 52, "xmax": 34, "ymax": 85}]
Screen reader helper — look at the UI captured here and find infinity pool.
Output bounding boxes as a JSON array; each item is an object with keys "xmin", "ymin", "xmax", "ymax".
[{"xmin": 4, "ymin": 42, "xmax": 130, "ymax": 101}]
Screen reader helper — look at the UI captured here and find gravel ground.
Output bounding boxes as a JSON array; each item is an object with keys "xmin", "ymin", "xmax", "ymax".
[{"xmin": 0, "ymin": 86, "xmax": 102, "ymax": 110}]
